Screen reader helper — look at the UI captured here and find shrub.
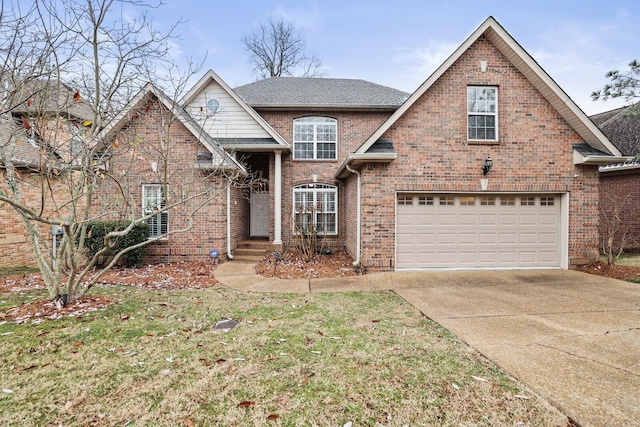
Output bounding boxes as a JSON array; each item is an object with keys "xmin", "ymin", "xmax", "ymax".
[{"xmin": 85, "ymin": 221, "xmax": 149, "ymax": 267}]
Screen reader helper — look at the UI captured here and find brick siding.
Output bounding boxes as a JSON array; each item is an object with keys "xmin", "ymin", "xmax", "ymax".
[
  {"xmin": 258, "ymin": 110, "xmax": 393, "ymax": 251},
  {"xmin": 93, "ymin": 96, "xmax": 235, "ymax": 264},
  {"xmin": 599, "ymin": 171, "xmax": 640, "ymax": 252},
  {"xmin": 354, "ymin": 35, "xmax": 600, "ymax": 271}
]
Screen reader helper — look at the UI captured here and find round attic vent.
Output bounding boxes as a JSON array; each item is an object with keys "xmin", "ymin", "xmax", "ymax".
[{"xmin": 207, "ymin": 98, "xmax": 221, "ymax": 114}]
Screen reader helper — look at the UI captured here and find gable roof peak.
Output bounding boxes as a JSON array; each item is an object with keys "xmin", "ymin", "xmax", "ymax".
[
  {"xmin": 355, "ymin": 15, "xmax": 622, "ymax": 158},
  {"xmin": 180, "ymin": 69, "xmax": 288, "ymax": 147}
]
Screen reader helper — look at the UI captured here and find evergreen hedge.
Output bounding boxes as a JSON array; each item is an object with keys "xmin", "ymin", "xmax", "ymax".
[{"xmin": 85, "ymin": 221, "xmax": 149, "ymax": 267}]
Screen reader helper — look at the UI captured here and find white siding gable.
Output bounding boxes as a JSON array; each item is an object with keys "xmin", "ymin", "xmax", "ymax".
[{"xmin": 185, "ymin": 81, "xmax": 271, "ymax": 140}]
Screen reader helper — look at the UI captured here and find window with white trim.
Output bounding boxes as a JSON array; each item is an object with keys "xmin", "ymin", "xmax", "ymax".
[
  {"xmin": 467, "ymin": 86, "xmax": 498, "ymax": 141},
  {"xmin": 293, "ymin": 184, "xmax": 337, "ymax": 234},
  {"xmin": 142, "ymin": 184, "xmax": 168, "ymax": 238},
  {"xmin": 293, "ymin": 117, "xmax": 337, "ymax": 160}
]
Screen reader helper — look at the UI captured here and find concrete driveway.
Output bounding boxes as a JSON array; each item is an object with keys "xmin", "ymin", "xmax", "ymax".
[{"xmin": 388, "ymin": 269, "xmax": 640, "ymax": 427}]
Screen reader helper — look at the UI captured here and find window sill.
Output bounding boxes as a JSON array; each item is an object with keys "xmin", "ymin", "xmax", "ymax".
[
  {"xmin": 467, "ymin": 140, "xmax": 500, "ymax": 146},
  {"xmin": 292, "ymin": 159, "xmax": 338, "ymax": 162}
]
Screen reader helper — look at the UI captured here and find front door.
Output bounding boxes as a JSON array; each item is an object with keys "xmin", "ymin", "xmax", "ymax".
[{"xmin": 250, "ymin": 191, "xmax": 270, "ymax": 237}]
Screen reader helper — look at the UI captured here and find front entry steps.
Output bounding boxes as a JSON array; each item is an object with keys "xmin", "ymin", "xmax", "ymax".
[{"xmin": 232, "ymin": 239, "xmax": 271, "ymax": 262}]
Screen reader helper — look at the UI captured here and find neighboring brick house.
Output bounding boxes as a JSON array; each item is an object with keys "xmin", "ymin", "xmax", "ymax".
[
  {"xmin": 0, "ymin": 81, "xmax": 93, "ymax": 268},
  {"xmin": 591, "ymin": 106, "xmax": 640, "ymax": 252}
]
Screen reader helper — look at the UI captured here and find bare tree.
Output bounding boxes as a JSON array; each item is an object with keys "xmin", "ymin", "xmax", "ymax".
[
  {"xmin": 242, "ymin": 18, "xmax": 324, "ymax": 79},
  {"xmin": 600, "ymin": 194, "xmax": 637, "ymax": 265},
  {"xmin": 0, "ymin": 0, "xmax": 247, "ymax": 304}
]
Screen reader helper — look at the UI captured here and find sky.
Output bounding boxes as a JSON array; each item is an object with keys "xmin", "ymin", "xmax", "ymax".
[{"xmin": 145, "ymin": 0, "xmax": 639, "ymax": 115}]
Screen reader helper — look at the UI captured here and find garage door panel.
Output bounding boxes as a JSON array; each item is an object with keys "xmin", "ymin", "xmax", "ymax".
[
  {"xmin": 458, "ymin": 214, "xmax": 476, "ymax": 225},
  {"xmin": 438, "ymin": 214, "xmax": 456, "ymax": 225},
  {"xmin": 438, "ymin": 233, "xmax": 456, "ymax": 244},
  {"xmin": 478, "ymin": 233, "xmax": 497, "ymax": 244},
  {"xmin": 539, "ymin": 251, "xmax": 558, "ymax": 263},
  {"xmin": 539, "ymin": 214, "xmax": 557, "ymax": 226},
  {"xmin": 497, "ymin": 252, "xmax": 517, "ymax": 263},
  {"xmin": 416, "ymin": 213, "xmax": 436, "ymax": 222},
  {"xmin": 499, "ymin": 233, "xmax": 517, "ymax": 244},
  {"xmin": 436, "ymin": 252, "xmax": 457, "ymax": 263},
  {"xmin": 539, "ymin": 233, "xmax": 557, "ymax": 244},
  {"xmin": 518, "ymin": 252, "xmax": 538, "ymax": 263},
  {"xmin": 478, "ymin": 214, "xmax": 497, "ymax": 225},
  {"xmin": 499, "ymin": 214, "xmax": 517, "ymax": 225},
  {"xmin": 459, "ymin": 233, "xmax": 477, "ymax": 244},
  {"xmin": 397, "ymin": 193, "xmax": 560, "ymax": 269},
  {"xmin": 519, "ymin": 214, "xmax": 537, "ymax": 226}
]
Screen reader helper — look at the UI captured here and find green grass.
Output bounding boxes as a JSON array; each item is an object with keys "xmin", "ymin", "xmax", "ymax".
[
  {"xmin": 0, "ymin": 266, "xmax": 39, "ymax": 278},
  {"xmin": 614, "ymin": 252, "xmax": 640, "ymax": 268},
  {"xmin": 0, "ymin": 285, "xmax": 566, "ymax": 426}
]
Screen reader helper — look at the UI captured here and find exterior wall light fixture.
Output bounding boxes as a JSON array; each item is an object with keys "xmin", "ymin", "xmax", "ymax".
[{"xmin": 482, "ymin": 156, "xmax": 493, "ymax": 175}]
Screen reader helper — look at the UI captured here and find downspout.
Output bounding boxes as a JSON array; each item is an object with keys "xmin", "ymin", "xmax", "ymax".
[
  {"xmin": 345, "ymin": 164, "xmax": 361, "ymax": 266},
  {"xmin": 226, "ymin": 183, "xmax": 233, "ymax": 260}
]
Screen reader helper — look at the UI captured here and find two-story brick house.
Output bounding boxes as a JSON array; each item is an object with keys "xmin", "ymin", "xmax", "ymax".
[{"xmin": 131, "ymin": 17, "xmax": 627, "ymax": 271}]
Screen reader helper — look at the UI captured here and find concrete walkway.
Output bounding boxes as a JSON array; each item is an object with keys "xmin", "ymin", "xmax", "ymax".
[{"xmin": 215, "ymin": 261, "xmax": 640, "ymax": 427}]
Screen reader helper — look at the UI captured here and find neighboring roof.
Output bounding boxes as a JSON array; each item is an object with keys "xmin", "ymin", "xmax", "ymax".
[
  {"xmin": 180, "ymin": 70, "xmax": 289, "ymax": 148},
  {"xmin": 0, "ymin": 114, "xmax": 68, "ymax": 170},
  {"xmin": 10, "ymin": 79, "xmax": 93, "ymax": 121},
  {"xmin": 97, "ymin": 83, "xmax": 246, "ymax": 174},
  {"xmin": 591, "ymin": 105, "xmax": 640, "ymax": 173},
  {"xmin": 233, "ymin": 77, "xmax": 410, "ymax": 110},
  {"xmin": 0, "ymin": 115, "xmax": 40, "ymax": 168},
  {"xmin": 354, "ymin": 16, "xmax": 625, "ymax": 161},
  {"xmin": 590, "ymin": 105, "xmax": 640, "ymax": 157}
]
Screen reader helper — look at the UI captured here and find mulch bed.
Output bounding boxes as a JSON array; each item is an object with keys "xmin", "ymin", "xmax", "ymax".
[
  {"xmin": 1, "ymin": 256, "xmax": 638, "ymax": 325},
  {"xmin": 254, "ymin": 250, "xmax": 360, "ymax": 279},
  {"xmin": 0, "ymin": 261, "xmax": 221, "ymax": 324},
  {"xmin": 572, "ymin": 261, "xmax": 640, "ymax": 281}
]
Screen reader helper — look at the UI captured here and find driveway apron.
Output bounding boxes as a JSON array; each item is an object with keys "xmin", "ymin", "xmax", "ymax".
[{"xmin": 392, "ymin": 269, "xmax": 640, "ymax": 427}]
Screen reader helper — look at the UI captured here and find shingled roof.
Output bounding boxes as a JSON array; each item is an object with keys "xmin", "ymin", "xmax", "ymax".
[
  {"xmin": 234, "ymin": 77, "xmax": 409, "ymax": 110},
  {"xmin": 590, "ymin": 105, "xmax": 640, "ymax": 157}
]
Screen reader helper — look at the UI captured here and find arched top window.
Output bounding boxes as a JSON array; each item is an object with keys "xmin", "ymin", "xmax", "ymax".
[
  {"xmin": 293, "ymin": 117, "xmax": 337, "ymax": 160},
  {"xmin": 292, "ymin": 184, "xmax": 337, "ymax": 235}
]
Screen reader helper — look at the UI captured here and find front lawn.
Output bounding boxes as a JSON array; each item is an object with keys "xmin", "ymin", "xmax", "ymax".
[{"xmin": 0, "ymin": 285, "xmax": 566, "ymax": 426}]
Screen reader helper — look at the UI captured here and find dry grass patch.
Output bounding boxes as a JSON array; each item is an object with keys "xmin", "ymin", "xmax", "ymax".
[{"xmin": 0, "ymin": 285, "xmax": 567, "ymax": 426}]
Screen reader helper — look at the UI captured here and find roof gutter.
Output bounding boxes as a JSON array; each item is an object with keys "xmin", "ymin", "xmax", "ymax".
[
  {"xmin": 335, "ymin": 152, "xmax": 397, "ymax": 179},
  {"xmin": 345, "ymin": 164, "xmax": 361, "ymax": 267},
  {"xmin": 599, "ymin": 161, "xmax": 640, "ymax": 173},
  {"xmin": 572, "ymin": 150, "xmax": 634, "ymax": 165}
]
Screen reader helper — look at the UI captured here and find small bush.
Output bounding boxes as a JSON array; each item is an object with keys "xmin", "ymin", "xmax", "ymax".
[{"xmin": 85, "ymin": 221, "xmax": 149, "ymax": 267}]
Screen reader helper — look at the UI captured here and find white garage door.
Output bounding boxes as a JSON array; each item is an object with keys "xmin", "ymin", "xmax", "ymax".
[{"xmin": 396, "ymin": 194, "xmax": 559, "ymax": 269}]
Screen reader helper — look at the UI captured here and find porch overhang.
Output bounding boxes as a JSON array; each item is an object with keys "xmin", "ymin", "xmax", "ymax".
[
  {"xmin": 335, "ymin": 152, "xmax": 397, "ymax": 179},
  {"xmin": 216, "ymin": 138, "xmax": 290, "ymax": 153}
]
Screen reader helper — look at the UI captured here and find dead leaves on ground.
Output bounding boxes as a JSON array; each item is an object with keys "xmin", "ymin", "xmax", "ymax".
[{"xmin": 255, "ymin": 250, "xmax": 360, "ymax": 279}]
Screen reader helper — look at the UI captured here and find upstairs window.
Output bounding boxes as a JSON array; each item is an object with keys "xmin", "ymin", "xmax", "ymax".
[
  {"xmin": 142, "ymin": 184, "xmax": 168, "ymax": 238},
  {"xmin": 467, "ymin": 86, "xmax": 498, "ymax": 141},
  {"xmin": 293, "ymin": 117, "xmax": 337, "ymax": 160},
  {"xmin": 293, "ymin": 184, "xmax": 337, "ymax": 235}
]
